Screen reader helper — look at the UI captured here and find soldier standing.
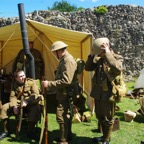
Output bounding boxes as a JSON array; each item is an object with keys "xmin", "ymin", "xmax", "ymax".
[
  {"xmin": 42, "ymin": 41, "xmax": 77, "ymax": 144},
  {"xmin": 12, "ymin": 42, "xmax": 44, "ymax": 79},
  {"xmin": 85, "ymin": 38, "xmax": 123, "ymax": 144},
  {"xmin": 0, "ymin": 70, "xmax": 42, "ymax": 140}
]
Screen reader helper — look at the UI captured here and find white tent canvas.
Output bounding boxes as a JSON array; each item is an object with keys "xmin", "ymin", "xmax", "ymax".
[{"xmin": 134, "ymin": 68, "xmax": 144, "ymax": 89}]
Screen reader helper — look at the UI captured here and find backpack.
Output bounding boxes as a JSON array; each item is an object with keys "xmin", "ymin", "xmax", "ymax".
[
  {"xmin": 109, "ymin": 72, "xmax": 127, "ymax": 103},
  {"xmin": 75, "ymin": 58, "xmax": 85, "ymax": 75},
  {"xmin": 67, "ymin": 58, "xmax": 85, "ymax": 100},
  {"xmin": 102, "ymin": 52, "xmax": 126, "ymax": 103},
  {"xmin": 103, "ymin": 63, "xmax": 126, "ymax": 103}
]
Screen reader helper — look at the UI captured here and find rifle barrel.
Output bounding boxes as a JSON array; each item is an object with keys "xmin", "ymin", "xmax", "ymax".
[
  {"xmin": 44, "ymin": 87, "xmax": 48, "ymax": 144},
  {"xmin": 39, "ymin": 77, "xmax": 48, "ymax": 144},
  {"xmin": 15, "ymin": 78, "xmax": 26, "ymax": 139}
]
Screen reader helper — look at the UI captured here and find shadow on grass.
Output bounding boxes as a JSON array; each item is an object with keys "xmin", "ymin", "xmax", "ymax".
[
  {"xmin": 0, "ymin": 119, "xmax": 94, "ymax": 144},
  {"xmin": 69, "ymin": 135, "xmax": 95, "ymax": 144},
  {"xmin": 0, "ymin": 118, "xmax": 41, "ymax": 144},
  {"xmin": 48, "ymin": 129, "xmax": 94, "ymax": 144},
  {"xmin": 115, "ymin": 111, "xmax": 125, "ymax": 121},
  {"xmin": 134, "ymin": 113, "xmax": 144, "ymax": 123}
]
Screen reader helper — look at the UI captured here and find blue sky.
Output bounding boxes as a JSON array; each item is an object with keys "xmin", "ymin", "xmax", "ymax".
[{"xmin": 0, "ymin": 0, "xmax": 144, "ymax": 18}]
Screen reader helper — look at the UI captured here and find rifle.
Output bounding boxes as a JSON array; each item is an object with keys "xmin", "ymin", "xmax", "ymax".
[
  {"xmin": 0, "ymin": 76, "xmax": 2, "ymax": 110},
  {"xmin": 15, "ymin": 78, "xmax": 26, "ymax": 139},
  {"xmin": 66, "ymin": 87, "xmax": 75, "ymax": 118},
  {"xmin": 39, "ymin": 76, "xmax": 48, "ymax": 144}
]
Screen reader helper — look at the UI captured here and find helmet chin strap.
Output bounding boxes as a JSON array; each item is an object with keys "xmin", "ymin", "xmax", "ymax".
[{"xmin": 56, "ymin": 51, "xmax": 59, "ymax": 59}]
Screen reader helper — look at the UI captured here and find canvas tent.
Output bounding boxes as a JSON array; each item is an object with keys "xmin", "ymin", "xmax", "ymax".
[
  {"xmin": 134, "ymin": 68, "xmax": 144, "ymax": 89},
  {"xmin": 0, "ymin": 19, "xmax": 93, "ymax": 97}
]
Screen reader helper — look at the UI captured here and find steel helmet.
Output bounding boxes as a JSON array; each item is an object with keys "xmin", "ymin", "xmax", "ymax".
[
  {"xmin": 92, "ymin": 37, "xmax": 109, "ymax": 55},
  {"xmin": 51, "ymin": 41, "xmax": 68, "ymax": 52}
]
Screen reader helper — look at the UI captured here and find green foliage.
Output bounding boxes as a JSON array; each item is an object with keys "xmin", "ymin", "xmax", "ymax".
[
  {"xmin": 48, "ymin": 0, "xmax": 84, "ymax": 12},
  {"xmin": 94, "ymin": 6, "xmax": 108, "ymax": 15},
  {"xmin": 126, "ymin": 77, "xmax": 137, "ymax": 92},
  {"xmin": 77, "ymin": 7, "xmax": 85, "ymax": 11}
]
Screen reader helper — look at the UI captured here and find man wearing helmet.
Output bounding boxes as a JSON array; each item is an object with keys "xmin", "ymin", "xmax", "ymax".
[
  {"xmin": 12, "ymin": 42, "xmax": 44, "ymax": 79},
  {"xmin": 42, "ymin": 41, "xmax": 77, "ymax": 144},
  {"xmin": 85, "ymin": 38, "xmax": 123, "ymax": 144}
]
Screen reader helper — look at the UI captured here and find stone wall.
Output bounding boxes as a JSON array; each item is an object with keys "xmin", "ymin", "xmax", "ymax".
[{"xmin": 0, "ymin": 5, "xmax": 144, "ymax": 77}]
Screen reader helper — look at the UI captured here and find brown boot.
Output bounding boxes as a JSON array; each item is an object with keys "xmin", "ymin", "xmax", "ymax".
[
  {"xmin": 0, "ymin": 119, "xmax": 9, "ymax": 140},
  {"xmin": 27, "ymin": 122, "xmax": 38, "ymax": 140},
  {"xmin": 58, "ymin": 123, "xmax": 68, "ymax": 143},
  {"xmin": 57, "ymin": 142, "xmax": 68, "ymax": 144},
  {"xmin": 3, "ymin": 118, "xmax": 9, "ymax": 133},
  {"xmin": 102, "ymin": 124, "xmax": 113, "ymax": 142},
  {"xmin": 67, "ymin": 121, "xmax": 72, "ymax": 140},
  {"xmin": 27, "ymin": 122, "xmax": 35, "ymax": 134}
]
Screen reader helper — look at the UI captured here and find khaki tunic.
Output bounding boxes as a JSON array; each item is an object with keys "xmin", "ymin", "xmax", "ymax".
[
  {"xmin": 1, "ymin": 78, "xmax": 41, "ymax": 122},
  {"xmin": 47, "ymin": 52, "xmax": 77, "ymax": 123},
  {"xmin": 85, "ymin": 52, "xmax": 123, "ymax": 125},
  {"xmin": 85, "ymin": 52, "xmax": 123, "ymax": 100}
]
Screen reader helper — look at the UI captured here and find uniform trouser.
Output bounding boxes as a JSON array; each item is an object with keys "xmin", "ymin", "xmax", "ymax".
[
  {"xmin": 95, "ymin": 99, "xmax": 115, "ymax": 142},
  {"xmin": 0, "ymin": 102, "xmax": 41, "ymax": 132},
  {"xmin": 56, "ymin": 100, "xmax": 72, "ymax": 142},
  {"xmin": 1, "ymin": 102, "xmax": 41, "ymax": 122}
]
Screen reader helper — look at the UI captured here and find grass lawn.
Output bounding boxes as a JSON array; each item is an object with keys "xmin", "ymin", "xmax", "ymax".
[{"xmin": 0, "ymin": 79, "xmax": 144, "ymax": 144}]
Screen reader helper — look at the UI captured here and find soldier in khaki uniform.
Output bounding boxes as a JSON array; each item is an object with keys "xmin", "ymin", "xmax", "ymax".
[
  {"xmin": 0, "ymin": 70, "xmax": 42, "ymax": 140},
  {"xmin": 42, "ymin": 41, "xmax": 77, "ymax": 144},
  {"xmin": 85, "ymin": 38, "xmax": 123, "ymax": 144},
  {"xmin": 12, "ymin": 42, "xmax": 44, "ymax": 79}
]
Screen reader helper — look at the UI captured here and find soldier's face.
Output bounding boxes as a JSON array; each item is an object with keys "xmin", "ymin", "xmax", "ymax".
[{"xmin": 16, "ymin": 71, "xmax": 26, "ymax": 84}]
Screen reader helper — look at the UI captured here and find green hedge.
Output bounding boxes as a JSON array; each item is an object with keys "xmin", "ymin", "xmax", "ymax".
[{"xmin": 95, "ymin": 6, "xmax": 108, "ymax": 14}]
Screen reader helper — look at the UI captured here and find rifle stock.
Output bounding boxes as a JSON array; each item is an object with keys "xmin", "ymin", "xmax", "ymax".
[
  {"xmin": 15, "ymin": 78, "xmax": 26, "ymax": 139},
  {"xmin": 44, "ymin": 86, "xmax": 48, "ymax": 144},
  {"xmin": 39, "ymin": 76, "xmax": 48, "ymax": 144}
]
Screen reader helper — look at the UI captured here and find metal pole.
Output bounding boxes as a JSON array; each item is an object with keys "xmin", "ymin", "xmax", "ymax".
[{"xmin": 18, "ymin": 3, "xmax": 35, "ymax": 79}]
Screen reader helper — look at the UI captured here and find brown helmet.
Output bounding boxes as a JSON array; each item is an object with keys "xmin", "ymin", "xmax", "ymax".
[
  {"xmin": 51, "ymin": 41, "xmax": 68, "ymax": 52},
  {"xmin": 92, "ymin": 37, "xmax": 109, "ymax": 55}
]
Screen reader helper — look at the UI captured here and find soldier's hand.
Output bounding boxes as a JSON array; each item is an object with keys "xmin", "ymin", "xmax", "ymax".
[
  {"xmin": 93, "ymin": 55, "xmax": 101, "ymax": 63},
  {"xmin": 42, "ymin": 80, "xmax": 48, "ymax": 88},
  {"xmin": 100, "ymin": 43, "xmax": 110, "ymax": 53},
  {"xmin": 22, "ymin": 100, "xmax": 28, "ymax": 107}
]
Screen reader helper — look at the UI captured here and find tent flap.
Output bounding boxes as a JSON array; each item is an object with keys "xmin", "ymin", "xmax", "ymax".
[{"xmin": 0, "ymin": 19, "xmax": 92, "ymax": 94}]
